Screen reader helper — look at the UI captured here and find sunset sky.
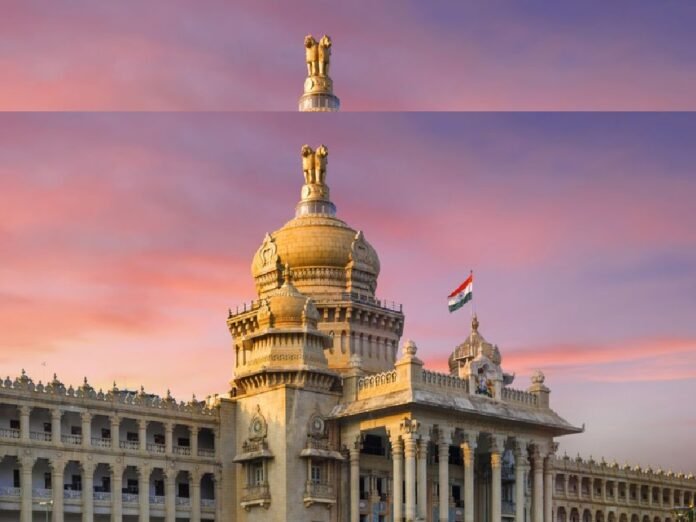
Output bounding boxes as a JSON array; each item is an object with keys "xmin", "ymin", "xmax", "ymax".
[
  {"xmin": 1, "ymin": 0, "xmax": 696, "ymax": 110},
  {"xmin": 0, "ymin": 113, "xmax": 694, "ymax": 470}
]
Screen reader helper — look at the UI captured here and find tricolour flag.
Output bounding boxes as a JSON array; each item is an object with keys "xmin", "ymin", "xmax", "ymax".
[{"xmin": 448, "ymin": 273, "xmax": 473, "ymax": 313}]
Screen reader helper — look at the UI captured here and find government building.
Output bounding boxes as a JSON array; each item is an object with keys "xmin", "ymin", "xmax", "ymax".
[{"xmin": 0, "ymin": 35, "xmax": 693, "ymax": 522}]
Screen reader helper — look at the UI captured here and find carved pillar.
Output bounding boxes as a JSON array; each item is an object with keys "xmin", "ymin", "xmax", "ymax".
[
  {"xmin": 111, "ymin": 416, "xmax": 120, "ymax": 451},
  {"xmin": 51, "ymin": 459, "xmax": 64, "ymax": 522},
  {"xmin": 438, "ymin": 435, "xmax": 450, "ymax": 522},
  {"xmin": 19, "ymin": 405, "xmax": 31, "ymax": 441},
  {"xmin": 111, "ymin": 463, "xmax": 123, "ymax": 522},
  {"xmin": 531, "ymin": 447, "xmax": 544, "ymax": 522},
  {"xmin": 164, "ymin": 468, "xmax": 176, "ymax": 522},
  {"xmin": 515, "ymin": 440, "xmax": 528, "ymax": 522},
  {"xmin": 81, "ymin": 412, "xmax": 92, "ymax": 448},
  {"xmin": 191, "ymin": 426, "xmax": 199, "ymax": 458},
  {"xmin": 138, "ymin": 419, "xmax": 148, "ymax": 452},
  {"xmin": 417, "ymin": 435, "xmax": 429, "ymax": 520},
  {"xmin": 462, "ymin": 433, "xmax": 477, "ymax": 522},
  {"xmin": 138, "ymin": 465, "xmax": 150, "ymax": 522},
  {"xmin": 165, "ymin": 422, "xmax": 174, "ymax": 455},
  {"xmin": 19, "ymin": 455, "xmax": 34, "ymax": 522},
  {"xmin": 349, "ymin": 436, "xmax": 361, "ymax": 522},
  {"xmin": 392, "ymin": 435, "xmax": 404, "ymax": 522},
  {"xmin": 190, "ymin": 469, "xmax": 201, "ymax": 522},
  {"xmin": 52, "ymin": 409, "xmax": 62, "ymax": 445},
  {"xmin": 404, "ymin": 433, "xmax": 417, "ymax": 521},
  {"xmin": 544, "ymin": 453, "xmax": 554, "ymax": 522},
  {"xmin": 491, "ymin": 436, "xmax": 503, "ymax": 522},
  {"xmin": 81, "ymin": 461, "xmax": 94, "ymax": 522}
]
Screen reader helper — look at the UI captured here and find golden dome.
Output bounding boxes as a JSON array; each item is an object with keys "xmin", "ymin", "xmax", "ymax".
[{"xmin": 251, "ymin": 144, "xmax": 380, "ymax": 298}]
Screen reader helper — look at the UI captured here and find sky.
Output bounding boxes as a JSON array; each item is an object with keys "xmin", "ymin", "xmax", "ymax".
[
  {"xmin": 0, "ymin": 113, "xmax": 694, "ymax": 470},
  {"xmin": 1, "ymin": 0, "xmax": 696, "ymax": 110}
]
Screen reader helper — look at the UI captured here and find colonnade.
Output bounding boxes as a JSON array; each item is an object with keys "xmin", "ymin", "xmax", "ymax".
[
  {"xmin": 347, "ymin": 422, "xmax": 556, "ymax": 522},
  {"xmin": 7, "ymin": 454, "xmax": 219, "ymax": 522}
]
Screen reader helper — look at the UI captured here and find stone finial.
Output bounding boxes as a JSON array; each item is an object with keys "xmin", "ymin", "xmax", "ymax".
[
  {"xmin": 403, "ymin": 339, "xmax": 417, "ymax": 356},
  {"xmin": 531, "ymin": 369, "xmax": 545, "ymax": 385},
  {"xmin": 472, "ymin": 314, "xmax": 479, "ymax": 333}
]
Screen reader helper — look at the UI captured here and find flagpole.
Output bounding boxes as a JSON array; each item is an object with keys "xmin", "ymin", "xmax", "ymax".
[{"xmin": 470, "ymin": 269, "xmax": 475, "ymax": 321}]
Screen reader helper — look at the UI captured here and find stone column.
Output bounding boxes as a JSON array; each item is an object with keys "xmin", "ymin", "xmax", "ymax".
[
  {"xmin": 138, "ymin": 419, "xmax": 148, "ymax": 452},
  {"xmin": 392, "ymin": 436, "xmax": 404, "ymax": 522},
  {"xmin": 438, "ymin": 436, "xmax": 450, "ymax": 522},
  {"xmin": 349, "ymin": 437, "xmax": 361, "ymax": 522},
  {"xmin": 191, "ymin": 426, "xmax": 199, "ymax": 458},
  {"xmin": 544, "ymin": 454, "xmax": 553, "ymax": 522},
  {"xmin": 81, "ymin": 412, "xmax": 92, "ymax": 449},
  {"xmin": 165, "ymin": 422, "xmax": 174, "ymax": 455},
  {"xmin": 81, "ymin": 461, "xmax": 94, "ymax": 522},
  {"xmin": 164, "ymin": 468, "xmax": 176, "ymax": 522},
  {"xmin": 52, "ymin": 409, "xmax": 62, "ymax": 445},
  {"xmin": 461, "ymin": 434, "xmax": 477, "ymax": 522},
  {"xmin": 19, "ymin": 455, "xmax": 34, "ymax": 522},
  {"xmin": 417, "ymin": 435, "xmax": 429, "ymax": 520},
  {"xmin": 138, "ymin": 465, "xmax": 150, "ymax": 522},
  {"xmin": 531, "ymin": 448, "xmax": 544, "ymax": 522},
  {"xmin": 19, "ymin": 405, "xmax": 31, "ymax": 441},
  {"xmin": 111, "ymin": 416, "xmax": 121, "ymax": 451},
  {"xmin": 51, "ymin": 459, "xmax": 64, "ymax": 522},
  {"xmin": 490, "ymin": 437, "xmax": 503, "ymax": 522},
  {"xmin": 111, "ymin": 463, "xmax": 123, "ymax": 522},
  {"xmin": 404, "ymin": 433, "xmax": 417, "ymax": 521},
  {"xmin": 190, "ymin": 470, "xmax": 201, "ymax": 522},
  {"xmin": 514, "ymin": 441, "xmax": 528, "ymax": 522}
]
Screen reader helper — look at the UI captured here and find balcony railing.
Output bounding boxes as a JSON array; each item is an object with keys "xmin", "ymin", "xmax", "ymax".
[
  {"xmin": 147, "ymin": 442, "xmax": 166, "ymax": 453},
  {"xmin": 122, "ymin": 493, "xmax": 138, "ymax": 504},
  {"xmin": 0, "ymin": 487, "xmax": 20, "ymax": 497},
  {"xmin": 304, "ymin": 482, "xmax": 336, "ymax": 501},
  {"xmin": 94, "ymin": 492, "xmax": 111, "ymax": 501},
  {"xmin": 0, "ymin": 427, "xmax": 20, "ymax": 439},
  {"xmin": 32, "ymin": 488, "xmax": 51, "ymax": 498},
  {"xmin": 92, "ymin": 437, "xmax": 111, "ymax": 448},
  {"xmin": 502, "ymin": 501, "xmax": 515, "ymax": 515},
  {"xmin": 242, "ymin": 483, "xmax": 271, "ymax": 503},
  {"xmin": 201, "ymin": 498, "xmax": 216, "ymax": 509},
  {"xmin": 61, "ymin": 434, "xmax": 82, "ymax": 445},
  {"xmin": 176, "ymin": 497, "xmax": 191, "ymax": 506},
  {"xmin": 150, "ymin": 495, "xmax": 165, "ymax": 504},
  {"xmin": 64, "ymin": 490, "xmax": 82, "ymax": 500},
  {"xmin": 173, "ymin": 445, "xmax": 191, "ymax": 455},
  {"xmin": 198, "ymin": 447, "xmax": 215, "ymax": 458},
  {"xmin": 119, "ymin": 440, "xmax": 139, "ymax": 450},
  {"xmin": 30, "ymin": 431, "xmax": 52, "ymax": 442}
]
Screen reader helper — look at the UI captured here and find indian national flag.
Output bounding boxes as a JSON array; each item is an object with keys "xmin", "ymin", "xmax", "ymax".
[{"xmin": 448, "ymin": 273, "xmax": 473, "ymax": 313}]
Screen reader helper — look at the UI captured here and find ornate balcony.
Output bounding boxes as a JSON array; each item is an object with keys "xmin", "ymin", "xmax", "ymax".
[
  {"xmin": 61, "ymin": 434, "xmax": 82, "ymax": 445},
  {"xmin": 122, "ymin": 493, "xmax": 138, "ymax": 504},
  {"xmin": 241, "ymin": 483, "xmax": 271, "ymax": 510},
  {"xmin": 64, "ymin": 490, "xmax": 82, "ymax": 500},
  {"xmin": 0, "ymin": 487, "xmax": 20, "ymax": 498},
  {"xmin": 119, "ymin": 440, "xmax": 139, "ymax": 450},
  {"xmin": 93, "ymin": 492, "xmax": 111, "ymax": 502},
  {"xmin": 0, "ymin": 427, "xmax": 19, "ymax": 439},
  {"xmin": 91, "ymin": 437, "xmax": 111, "ymax": 448},
  {"xmin": 173, "ymin": 445, "xmax": 191, "ymax": 456},
  {"xmin": 201, "ymin": 498, "xmax": 216, "ymax": 510},
  {"xmin": 176, "ymin": 496, "xmax": 191, "ymax": 506},
  {"xmin": 304, "ymin": 481, "xmax": 336, "ymax": 507},
  {"xmin": 32, "ymin": 488, "xmax": 51, "ymax": 498},
  {"xmin": 30, "ymin": 431, "xmax": 51, "ymax": 442},
  {"xmin": 147, "ymin": 442, "xmax": 166, "ymax": 453},
  {"xmin": 150, "ymin": 495, "xmax": 165, "ymax": 505},
  {"xmin": 198, "ymin": 447, "xmax": 215, "ymax": 458}
]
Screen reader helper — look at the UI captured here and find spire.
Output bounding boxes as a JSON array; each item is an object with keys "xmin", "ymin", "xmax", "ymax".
[
  {"xmin": 299, "ymin": 34, "xmax": 340, "ymax": 111},
  {"xmin": 296, "ymin": 144, "xmax": 336, "ymax": 217}
]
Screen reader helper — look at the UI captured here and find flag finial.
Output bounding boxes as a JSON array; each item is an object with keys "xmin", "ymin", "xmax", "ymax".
[{"xmin": 472, "ymin": 314, "xmax": 479, "ymax": 333}]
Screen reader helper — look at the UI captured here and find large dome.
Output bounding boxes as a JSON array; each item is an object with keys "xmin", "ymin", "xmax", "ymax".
[{"xmin": 251, "ymin": 145, "xmax": 380, "ymax": 299}]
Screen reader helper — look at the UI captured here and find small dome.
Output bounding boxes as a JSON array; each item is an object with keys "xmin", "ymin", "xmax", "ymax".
[
  {"xmin": 448, "ymin": 315, "xmax": 501, "ymax": 373},
  {"xmin": 263, "ymin": 267, "xmax": 320, "ymax": 329}
]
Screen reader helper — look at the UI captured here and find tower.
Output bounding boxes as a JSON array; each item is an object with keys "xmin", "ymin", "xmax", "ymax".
[{"xmin": 298, "ymin": 34, "xmax": 340, "ymax": 112}]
